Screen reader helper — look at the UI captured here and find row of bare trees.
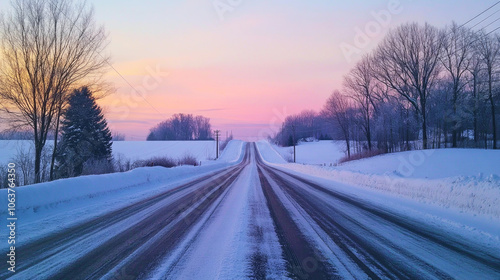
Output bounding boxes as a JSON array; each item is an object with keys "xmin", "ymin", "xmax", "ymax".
[
  {"xmin": 275, "ymin": 21, "xmax": 500, "ymax": 156},
  {"xmin": 0, "ymin": 0, "xmax": 110, "ymax": 183},
  {"xmin": 347, "ymin": 22, "xmax": 500, "ymax": 151},
  {"xmin": 147, "ymin": 114, "xmax": 213, "ymax": 141},
  {"xmin": 273, "ymin": 110, "xmax": 332, "ymax": 147}
]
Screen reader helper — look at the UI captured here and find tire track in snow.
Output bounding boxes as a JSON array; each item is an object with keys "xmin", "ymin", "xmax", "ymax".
[
  {"xmin": 246, "ymin": 145, "xmax": 288, "ymax": 280},
  {"xmin": 255, "ymin": 145, "xmax": 335, "ymax": 279}
]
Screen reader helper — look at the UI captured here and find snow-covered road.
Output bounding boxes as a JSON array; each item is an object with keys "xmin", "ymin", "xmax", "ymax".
[{"xmin": 2, "ymin": 143, "xmax": 499, "ymax": 279}]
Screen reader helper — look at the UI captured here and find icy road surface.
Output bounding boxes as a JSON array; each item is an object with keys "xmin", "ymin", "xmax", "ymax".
[{"xmin": 1, "ymin": 143, "xmax": 499, "ymax": 279}]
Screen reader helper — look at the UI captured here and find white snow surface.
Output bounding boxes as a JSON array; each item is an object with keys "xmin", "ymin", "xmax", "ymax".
[
  {"xmin": 335, "ymin": 148, "xmax": 500, "ymax": 179},
  {"xmin": 272, "ymin": 140, "xmax": 345, "ymax": 164},
  {"xmin": 112, "ymin": 140, "xmax": 217, "ymax": 162},
  {"xmin": 0, "ymin": 140, "xmax": 39, "ymax": 165},
  {"xmin": 0, "ymin": 140, "xmax": 245, "ymax": 252},
  {"xmin": 257, "ymin": 140, "xmax": 500, "ymax": 220},
  {"xmin": 0, "ymin": 140, "xmax": 219, "ymax": 167}
]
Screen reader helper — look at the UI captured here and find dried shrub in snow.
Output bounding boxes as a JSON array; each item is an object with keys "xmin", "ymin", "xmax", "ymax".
[{"xmin": 178, "ymin": 154, "xmax": 198, "ymax": 166}]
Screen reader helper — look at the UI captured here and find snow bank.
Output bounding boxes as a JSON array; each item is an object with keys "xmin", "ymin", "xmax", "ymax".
[
  {"xmin": 218, "ymin": 140, "xmax": 244, "ymax": 163},
  {"xmin": 256, "ymin": 141, "xmax": 500, "ymax": 220},
  {"xmin": 0, "ymin": 140, "xmax": 245, "ymax": 214},
  {"xmin": 255, "ymin": 141, "xmax": 287, "ymax": 164}
]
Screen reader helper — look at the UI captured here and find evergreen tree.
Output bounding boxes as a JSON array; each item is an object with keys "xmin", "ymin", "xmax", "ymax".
[{"xmin": 56, "ymin": 87, "xmax": 113, "ymax": 178}]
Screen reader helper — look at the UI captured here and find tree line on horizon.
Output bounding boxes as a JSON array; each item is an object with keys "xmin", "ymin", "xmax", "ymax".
[
  {"xmin": 146, "ymin": 113, "xmax": 213, "ymax": 141},
  {"xmin": 274, "ymin": 21, "xmax": 500, "ymax": 158}
]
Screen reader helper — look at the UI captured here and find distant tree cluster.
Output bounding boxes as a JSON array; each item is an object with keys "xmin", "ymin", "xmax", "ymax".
[
  {"xmin": 0, "ymin": 130, "xmax": 33, "ymax": 140},
  {"xmin": 273, "ymin": 110, "xmax": 333, "ymax": 147},
  {"xmin": 112, "ymin": 132, "xmax": 126, "ymax": 141},
  {"xmin": 275, "ymin": 21, "xmax": 500, "ymax": 158},
  {"xmin": 147, "ymin": 114, "xmax": 213, "ymax": 141}
]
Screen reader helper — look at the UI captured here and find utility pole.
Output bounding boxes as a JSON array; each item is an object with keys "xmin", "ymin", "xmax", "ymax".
[{"xmin": 214, "ymin": 130, "xmax": 220, "ymax": 159}]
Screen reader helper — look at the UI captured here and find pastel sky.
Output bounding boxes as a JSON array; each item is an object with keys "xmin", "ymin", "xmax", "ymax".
[{"xmin": 2, "ymin": 0, "xmax": 498, "ymax": 140}]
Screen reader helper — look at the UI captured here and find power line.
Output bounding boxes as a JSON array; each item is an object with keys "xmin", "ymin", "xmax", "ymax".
[
  {"xmin": 459, "ymin": 1, "xmax": 500, "ymax": 28},
  {"xmin": 478, "ymin": 16, "xmax": 500, "ymax": 30},
  {"xmin": 437, "ymin": 4, "xmax": 500, "ymax": 62},
  {"xmin": 106, "ymin": 63, "xmax": 168, "ymax": 119},
  {"xmin": 486, "ymin": 25, "xmax": 500, "ymax": 35},
  {"xmin": 469, "ymin": 8, "xmax": 500, "ymax": 29}
]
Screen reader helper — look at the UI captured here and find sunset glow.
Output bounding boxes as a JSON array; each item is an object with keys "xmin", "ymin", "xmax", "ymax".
[{"xmin": 76, "ymin": 0, "xmax": 498, "ymax": 140}]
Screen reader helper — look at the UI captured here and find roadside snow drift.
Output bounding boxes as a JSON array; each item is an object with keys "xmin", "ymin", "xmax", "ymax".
[
  {"xmin": 257, "ymin": 140, "xmax": 500, "ymax": 220},
  {"xmin": 0, "ymin": 140, "xmax": 245, "ymax": 248},
  {"xmin": 1, "ymin": 140, "xmax": 244, "ymax": 212}
]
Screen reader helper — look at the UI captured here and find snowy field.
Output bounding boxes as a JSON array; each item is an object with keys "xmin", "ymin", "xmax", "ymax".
[
  {"xmin": 335, "ymin": 148, "xmax": 500, "ymax": 179},
  {"xmin": 257, "ymin": 140, "xmax": 500, "ymax": 220},
  {"xmin": 112, "ymin": 141, "xmax": 216, "ymax": 162},
  {"xmin": 271, "ymin": 140, "xmax": 345, "ymax": 164},
  {"xmin": 0, "ymin": 140, "xmax": 217, "ymax": 167},
  {"xmin": 0, "ymin": 140, "xmax": 244, "ymax": 251}
]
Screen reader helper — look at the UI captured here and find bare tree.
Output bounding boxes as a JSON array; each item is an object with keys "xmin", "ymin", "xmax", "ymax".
[
  {"xmin": 374, "ymin": 22, "xmax": 445, "ymax": 149},
  {"xmin": 343, "ymin": 54, "xmax": 380, "ymax": 151},
  {"xmin": 440, "ymin": 22, "xmax": 474, "ymax": 147},
  {"xmin": 112, "ymin": 132, "xmax": 126, "ymax": 141},
  {"xmin": 476, "ymin": 31, "xmax": 500, "ymax": 149},
  {"xmin": 0, "ymin": 0, "xmax": 110, "ymax": 183},
  {"xmin": 322, "ymin": 91, "xmax": 353, "ymax": 158},
  {"xmin": 468, "ymin": 40, "xmax": 485, "ymax": 146},
  {"xmin": 14, "ymin": 145, "xmax": 34, "ymax": 186}
]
